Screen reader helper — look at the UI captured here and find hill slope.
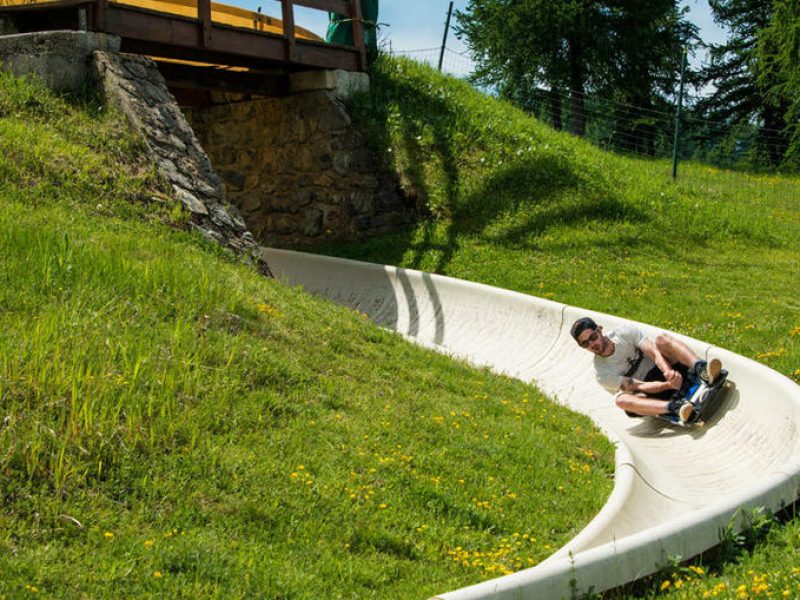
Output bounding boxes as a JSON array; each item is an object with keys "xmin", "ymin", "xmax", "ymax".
[{"xmin": 0, "ymin": 73, "xmax": 614, "ymax": 598}]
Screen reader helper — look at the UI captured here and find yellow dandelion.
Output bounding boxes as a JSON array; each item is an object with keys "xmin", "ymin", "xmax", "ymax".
[
  {"xmin": 144, "ymin": 539, "xmax": 154, "ymax": 548},
  {"xmin": 153, "ymin": 571, "xmax": 162, "ymax": 578},
  {"xmin": 103, "ymin": 531, "xmax": 114, "ymax": 539},
  {"xmin": 660, "ymin": 580, "xmax": 671, "ymax": 591}
]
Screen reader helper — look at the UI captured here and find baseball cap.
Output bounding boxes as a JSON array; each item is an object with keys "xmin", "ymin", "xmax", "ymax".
[{"xmin": 570, "ymin": 317, "xmax": 598, "ymax": 341}]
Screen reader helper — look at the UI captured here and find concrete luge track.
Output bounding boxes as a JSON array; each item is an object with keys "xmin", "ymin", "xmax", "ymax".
[{"xmin": 262, "ymin": 247, "xmax": 800, "ymax": 599}]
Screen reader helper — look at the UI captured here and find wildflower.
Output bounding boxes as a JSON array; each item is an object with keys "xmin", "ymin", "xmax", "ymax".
[
  {"xmin": 103, "ymin": 531, "xmax": 114, "ymax": 539},
  {"xmin": 144, "ymin": 539, "xmax": 154, "ymax": 548},
  {"xmin": 153, "ymin": 571, "xmax": 162, "ymax": 578},
  {"xmin": 660, "ymin": 580, "xmax": 671, "ymax": 591}
]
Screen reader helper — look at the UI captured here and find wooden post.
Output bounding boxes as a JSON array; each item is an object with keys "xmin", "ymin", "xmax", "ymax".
[
  {"xmin": 349, "ymin": 0, "xmax": 365, "ymax": 70},
  {"xmin": 198, "ymin": 0, "xmax": 212, "ymax": 47},
  {"xmin": 95, "ymin": 0, "xmax": 108, "ymax": 30},
  {"xmin": 281, "ymin": 0, "xmax": 296, "ymax": 62}
]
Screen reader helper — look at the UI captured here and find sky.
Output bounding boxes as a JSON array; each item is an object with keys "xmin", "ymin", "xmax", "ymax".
[{"xmin": 233, "ymin": 0, "xmax": 730, "ymax": 75}]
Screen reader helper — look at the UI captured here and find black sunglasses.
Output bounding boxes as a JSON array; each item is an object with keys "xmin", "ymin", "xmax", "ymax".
[{"xmin": 578, "ymin": 330, "xmax": 599, "ymax": 348}]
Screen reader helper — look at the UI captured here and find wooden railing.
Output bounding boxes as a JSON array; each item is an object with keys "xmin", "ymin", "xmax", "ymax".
[{"xmin": 1, "ymin": 0, "xmax": 367, "ymax": 71}]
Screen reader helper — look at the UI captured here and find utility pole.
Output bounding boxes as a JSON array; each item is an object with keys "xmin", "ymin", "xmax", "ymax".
[
  {"xmin": 672, "ymin": 47, "xmax": 688, "ymax": 180},
  {"xmin": 438, "ymin": 1, "xmax": 454, "ymax": 72}
]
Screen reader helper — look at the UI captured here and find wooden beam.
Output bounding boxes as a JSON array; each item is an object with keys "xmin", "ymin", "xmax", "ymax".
[
  {"xmin": 292, "ymin": 0, "xmax": 349, "ymax": 14},
  {"xmin": 280, "ymin": 0, "xmax": 296, "ymax": 63},
  {"xmin": 2, "ymin": 2, "xmax": 365, "ymax": 72},
  {"xmin": 156, "ymin": 61, "xmax": 289, "ymax": 96},
  {"xmin": 107, "ymin": 7, "xmax": 361, "ymax": 71},
  {"xmin": 94, "ymin": 0, "xmax": 107, "ymax": 29},
  {"xmin": 197, "ymin": 0, "xmax": 211, "ymax": 47},
  {"xmin": 0, "ymin": 0, "xmax": 91, "ymax": 12},
  {"xmin": 349, "ymin": 0, "xmax": 365, "ymax": 70}
]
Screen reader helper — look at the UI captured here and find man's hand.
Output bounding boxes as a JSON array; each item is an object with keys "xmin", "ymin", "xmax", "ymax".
[{"xmin": 664, "ymin": 369, "xmax": 683, "ymax": 390}]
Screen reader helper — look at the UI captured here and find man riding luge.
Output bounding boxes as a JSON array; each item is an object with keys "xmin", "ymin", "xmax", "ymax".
[{"xmin": 571, "ymin": 317, "xmax": 722, "ymax": 424}]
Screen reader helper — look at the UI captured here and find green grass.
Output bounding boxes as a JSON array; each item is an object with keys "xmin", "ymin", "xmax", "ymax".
[
  {"xmin": 312, "ymin": 56, "xmax": 800, "ymax": 596},
  {"xmin": 0, "ymin": 72, "xmax": 615, "ymax": 598}
]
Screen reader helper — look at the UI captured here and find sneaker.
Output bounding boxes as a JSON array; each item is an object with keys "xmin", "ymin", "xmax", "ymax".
[
  {"xmin": 678, "ymin": 401, "xmax": 695, "ymax": 423},
  {"xmin": 698, "ymin": 358, "xmax": 722, "ymax": 385},
  {"xmin": 666, "ymin": 398, "xmax": 694, "ymax": 423}
]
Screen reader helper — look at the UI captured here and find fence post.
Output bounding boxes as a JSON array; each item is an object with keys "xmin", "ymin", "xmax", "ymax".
[
  {"xmin": 438, "ymin": 1, "xmax": 454, "ymax": 72},
  {"xmin": 672, "ymin": 47, "xmax": 687, "ymax": 180}
]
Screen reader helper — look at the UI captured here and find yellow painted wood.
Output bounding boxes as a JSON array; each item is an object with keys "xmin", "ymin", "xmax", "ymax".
[{"xmin": 0, "ymin": 0, "xmax": 322, "ymax": 41}]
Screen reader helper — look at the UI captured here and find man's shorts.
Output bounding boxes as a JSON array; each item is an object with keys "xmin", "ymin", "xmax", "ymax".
[{"xmin": 642, "ymin": 362, "xmax": 690, "ymax": 400}]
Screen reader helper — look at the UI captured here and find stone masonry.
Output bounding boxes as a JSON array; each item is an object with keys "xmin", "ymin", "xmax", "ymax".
[
  {"xmin": 91, "ymin": 51, "xmax": 270, "ymax": 275},
  {"xmin": 0, "ymin": 30, "xmax": 119, "ymax": 94},
  {"xmin": 185, "ymin": 90, "xmax": 412, "ymax": 248},
  {"xmin": 1, "ymin": 30, "xmax": 413, "ymax": 257},
  {"xmin": 0, "ymin": 31, "xmax": 268, "ymax": 273}
]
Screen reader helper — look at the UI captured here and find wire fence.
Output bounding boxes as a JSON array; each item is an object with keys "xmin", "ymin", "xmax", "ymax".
[
  {"xmin": 387, "ymin": 46, "xmax": 475, "ymax": 80},
  {"xmin": 385, "ymin": 47, "xmax": 800, "ymax": 213}
]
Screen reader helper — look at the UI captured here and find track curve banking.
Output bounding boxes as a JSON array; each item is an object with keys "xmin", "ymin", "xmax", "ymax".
[{"xmin": 262, "ymin": 247, "xmax": 800, "ymax": 599}]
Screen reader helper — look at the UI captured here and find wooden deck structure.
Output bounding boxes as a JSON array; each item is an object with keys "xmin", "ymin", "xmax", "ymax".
[{"xmin": 0, "ymin": 0, "xmax": 366, "ymax": 98}]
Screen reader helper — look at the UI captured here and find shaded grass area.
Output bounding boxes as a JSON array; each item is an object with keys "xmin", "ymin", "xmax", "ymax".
[
  {"xmin": 316, "ymin": 57, "xmax": 800, "ymax": 596},
  {"xmin": 0, "ymin": 73, "xmax": 615, "ymax": 597}
]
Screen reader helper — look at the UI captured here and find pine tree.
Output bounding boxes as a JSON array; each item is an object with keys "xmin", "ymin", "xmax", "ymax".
[
  {"xmin": 700, "ymin": 0, "xmax": 791, "ymax": 167},
  {"xmin": 455, "ymin": 0, "xmax": 605, "ymax": 137},
  {"xmin": 455, "ymin": 0, "xmax": 691, "ymax": 148},
  {"xmin": 757, "ymin": 0, "xmax": 800, "ymax": 165}
]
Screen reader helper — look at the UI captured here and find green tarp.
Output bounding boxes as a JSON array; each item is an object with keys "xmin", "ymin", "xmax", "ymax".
[{"xmin": 325, "ymin": 0, "xmax": 378, "ymax": 64}]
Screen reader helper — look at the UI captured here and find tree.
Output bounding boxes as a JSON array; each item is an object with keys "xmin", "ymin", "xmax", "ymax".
[
  {"xmin": 455, "ymin": 0, "xmax": 692, "ymax": 149},
  {"xmin": 600, "ymin": 1, "xmax": 696, "ymax": 155},
  {"xmin": 700, "ymin": 0, "xmax": 791, "ymax": 167},
  {"xmin": 757, "ymin": 0, "xmax": 800, "ymax": 164},
  {"xmin": 455, "ymin": 0, "xmax": 605, "ymax": 137}
]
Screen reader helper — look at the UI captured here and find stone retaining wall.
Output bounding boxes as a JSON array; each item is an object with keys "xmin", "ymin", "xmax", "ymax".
[
  {"xmin": 185, "ymin": 91, "xmax": 413, "ymax": 248},
  {"xmin": 0, "ymin": 30, "xmax": 119, "ymax": 94},
  {"xmin": 91, "ymin": 51, "xmax": 269, "ymax": 274},
  {"xmin": 2, "ymin": 30, "xmax": 412, "ymax": 259}
]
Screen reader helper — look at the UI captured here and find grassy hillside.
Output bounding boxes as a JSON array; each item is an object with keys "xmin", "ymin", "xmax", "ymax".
[
  {"xmin": 317, "ymin": 57, "xmax": 800, "ymax": 597},
  {"xmin": 0, "ymin": 73, "xmax": 615, "ymax": 598}
]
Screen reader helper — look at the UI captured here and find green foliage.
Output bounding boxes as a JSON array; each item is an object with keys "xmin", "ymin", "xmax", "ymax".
[
  {"xmin": 0, "ymin": 72, "xmax": 615, "ymax": 598},
  {"xmin": 455, "ymin": 0, "xmax": 694, "ymax": 140},
  {"xmin": 700, "ymin": 0, "xmax": 793, "ymax": 168},
  {"xmin": 758, "ymin": 0, "xmax": 800, "ymax": 165}
]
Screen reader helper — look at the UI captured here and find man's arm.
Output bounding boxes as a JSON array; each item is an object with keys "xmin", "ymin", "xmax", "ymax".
[
  {"xmin": 639, "ymin": 338, "xmax": 682, "ymax": 389},
  {"xmin": 619, "ymin": 376, "xmax": 673, "ymax": 394}
]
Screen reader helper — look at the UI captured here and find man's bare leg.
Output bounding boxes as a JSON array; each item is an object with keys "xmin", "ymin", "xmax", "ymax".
[
  {"xmin": 654, "ymin": 333, "xmax": 699, "ymax": 369},
  {"xmin": 655, "ymin": 333, "xmax": 722, "ymax": 383},
  {"xmin": 616, "ymin": 393, "xmax": 671, "ymax": 417}
]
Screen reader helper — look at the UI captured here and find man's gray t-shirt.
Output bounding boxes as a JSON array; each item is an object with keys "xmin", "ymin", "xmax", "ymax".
[{"xmin": 594, "ymin": 325, "xmax": 655, "ymax": 393}]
